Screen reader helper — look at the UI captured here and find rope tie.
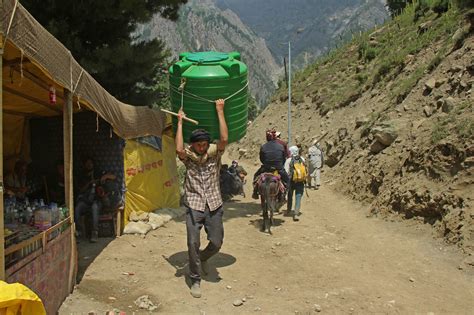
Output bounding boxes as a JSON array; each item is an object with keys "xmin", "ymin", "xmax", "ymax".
[
  {"xmin": 4, "ymin": 0, "xmax": 19, "ymax": 47},
  {"xmin": 179, "ymin": 78, "xmax": 186, "ymax": 111},
  {"xmin": 110, "ymin": 127, "xmax": 113, "ymax": 138},
  {"xmin": 72, "ymin": 69, "xmax": 84, "ymax": 94},
  {"xmin": 76, "ymin": 96, "xmax": 81, "ymax": 110},
  {"xmin": 96, "ymin": 113, "xmax": 99, "ymax": 132},
  {"xmin": 171, "ymin": 81, "xmax": 248, "ymax": 104}
]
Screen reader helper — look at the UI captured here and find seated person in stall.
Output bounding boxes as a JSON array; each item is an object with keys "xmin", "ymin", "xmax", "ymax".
[
  {"xmin": 5, "ymin": 160, "xmax": 29, "ymax": 200},
  {"xmin": 4, "ymin": 159, "xmax": 44, "ymax": 200},
  {"xmin": 74, "ymin": 156, "xmax": 119, "ymax": 243},
  {"xmin": 48, "ymin": 159, "xmax": 65, "ymax": 205}
]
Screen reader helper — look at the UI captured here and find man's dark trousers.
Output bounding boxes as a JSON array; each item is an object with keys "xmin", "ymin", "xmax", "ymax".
[{"xmin": 186, "ymin": 205, "xmax": 224, "ymax": 283}]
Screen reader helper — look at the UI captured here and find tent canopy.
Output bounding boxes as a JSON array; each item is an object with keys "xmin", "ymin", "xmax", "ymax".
[{"xmin": 1, "ymin": 0, "xmax": 167, "ymax": 140}]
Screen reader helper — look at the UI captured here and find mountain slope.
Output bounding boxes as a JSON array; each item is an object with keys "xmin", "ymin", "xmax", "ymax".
[
  {"xmin": 138, "ymin": 0, "xmax": 280, "ymax": 105},
  {"xmin": 229, "ymin": 5, "xmax": 474, "ymax": 253},
  {"xmin": 215, "ymin": 0, "xmax": 389, "ymax": 67}
]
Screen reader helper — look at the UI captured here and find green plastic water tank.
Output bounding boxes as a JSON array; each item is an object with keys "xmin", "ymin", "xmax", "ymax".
[{"xmin": 169, "ymin": 51, "xmax": 248, "ymax": 143}]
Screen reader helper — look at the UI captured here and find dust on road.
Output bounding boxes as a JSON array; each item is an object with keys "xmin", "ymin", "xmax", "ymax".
[{"xmin": 60, "ymin": 177, "xmax": 474, "ymax": 314}]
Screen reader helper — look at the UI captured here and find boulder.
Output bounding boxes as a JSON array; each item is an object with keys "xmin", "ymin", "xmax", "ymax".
[
  {"xmin": 436, "ymin": 99, "xmax": 444, "ymax": 109},
  {"xmin": 355, "ymin": 117, "xmax": 369, "ymax": 128},
  {"xmin": 424, "ymin": 78, "xmax": 437, "ymax": 91},
  {"xmin": 370, "ymin": 141, "xmax": 386, "ymax": 154},
  {"xmin": 435, "ymin": 78, "xmax": 446, "ymax": 88},
  {"xmin": 449, "ymin": 65, "xmax": 464, "ymax": 73},
  {"xmin": 418, "ymin": 21, "xmax": 433, "ymax": 34},
  {"xmin": 238, "ymin": 148, "xmax": 247, "ymax": 156},
  {"xmin": 442, "ymin": 97, "xmax": 455, "ymax": 113},
  {"xmin": 371, "ymin": 125, "xmax": 398, "ymax": 146},
  {"xmin": 337, "ymin": 128, "xmax": 348, "ymax": 141},
  {"xmin": 423, "ymin": 105, "xmax": 434, "ymax": 117}
]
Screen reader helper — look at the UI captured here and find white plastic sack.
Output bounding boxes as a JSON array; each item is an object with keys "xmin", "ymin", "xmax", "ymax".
[{"xmin": 123, "ymin": 221, "xmax": 152, "ymax": 235}]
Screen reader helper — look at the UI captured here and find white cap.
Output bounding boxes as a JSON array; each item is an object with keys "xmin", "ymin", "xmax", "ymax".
[{"xmin": 289, "ymin": 145, "xmax": 299, "ymax": 157}]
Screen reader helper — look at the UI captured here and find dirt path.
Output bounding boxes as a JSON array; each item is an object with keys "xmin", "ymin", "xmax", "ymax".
[{"xmin": 60, "ymin": 170, "xmax": 474, "ymax": 314}]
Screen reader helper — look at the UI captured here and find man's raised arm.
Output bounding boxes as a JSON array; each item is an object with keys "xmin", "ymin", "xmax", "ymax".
[
  {"xmin": 216, "ymin": 99, "xmax": 228, "ymax": 152},
  {"xmin": 176, "ymin": 109, "xmax": 187, "ymax": 160}
]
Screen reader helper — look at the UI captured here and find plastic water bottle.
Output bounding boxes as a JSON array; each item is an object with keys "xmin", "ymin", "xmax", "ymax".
[
  {"xmin": 50, "ymin": 203, "xmax": 59, "ymax": 225},
  {"xmin": 26, "ymin": 206, "xmax": 33, "ymax": 225}
]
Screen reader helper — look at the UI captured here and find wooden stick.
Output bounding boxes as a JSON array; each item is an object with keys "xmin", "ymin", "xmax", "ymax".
[
  {"xmin": 160, "ymin": 108, "xmax": 199, "ymax": 125},
  {"xmin": 64, "ymin": 88, "xmax": 76, "ymax": 293},
  {"xmin": 312, "ymin": 131, "xmax": 329, "ymax": 145}
]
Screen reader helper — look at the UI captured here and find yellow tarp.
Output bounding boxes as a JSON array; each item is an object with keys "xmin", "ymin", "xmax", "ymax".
[
  {"xmin": 123, "ymin": 135, "xmax": 180, "ymax": 224},
  {"xmin": 0, "ymin": 281, "xmax": 46, "ymax": 315}
]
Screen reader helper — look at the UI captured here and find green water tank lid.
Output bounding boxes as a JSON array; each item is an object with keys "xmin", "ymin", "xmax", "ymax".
[{"xmin": 186, "ymin": 52, "xmax": 229, "ymax": 63}]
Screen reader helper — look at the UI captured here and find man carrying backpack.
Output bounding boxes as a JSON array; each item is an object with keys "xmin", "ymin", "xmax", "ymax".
[{"xmin": 284, "ymin": 146, "xmax": 307, "ymax": 221}]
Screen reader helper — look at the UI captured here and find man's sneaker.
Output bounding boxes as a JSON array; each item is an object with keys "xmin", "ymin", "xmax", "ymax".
[
  {"xmin": 90, "ymin": 230, "xmax": 99, "ymax": 243},
  {"xmin": 201, "ymin": 260, "xmax": 210, "ymax": 275},
  {"xmin": 190, "ymin": 282, "xmax": 202, "ymax": 298},
  {"xmin": 293, "ymin": 215, "xmax": 299, "ymax": 222}
]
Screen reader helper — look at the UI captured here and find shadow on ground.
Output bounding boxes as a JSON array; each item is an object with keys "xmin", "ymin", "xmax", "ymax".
[
  {"xmin": 76, "ymin": 237, "xmax": 114, "ymax": 283},
  {"xmin": 163, "ymin": 251, "xmax": 237, "ymax": 287}
]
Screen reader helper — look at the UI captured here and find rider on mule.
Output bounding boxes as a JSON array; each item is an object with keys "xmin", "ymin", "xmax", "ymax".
[{"xmin": 252, "ymin": 130, "xmax": 289, "ymax": 200}]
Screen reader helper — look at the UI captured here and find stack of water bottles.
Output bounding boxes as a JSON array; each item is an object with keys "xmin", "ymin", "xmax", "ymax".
[{"xmin": 3, "ymin": 196, "xmax": 69, "ymax": 231}]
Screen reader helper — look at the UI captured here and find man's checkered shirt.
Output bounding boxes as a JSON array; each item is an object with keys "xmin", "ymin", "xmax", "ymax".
[{"xmin": 180, "ymin": 143, "xmax": 224, "ymax": 211}]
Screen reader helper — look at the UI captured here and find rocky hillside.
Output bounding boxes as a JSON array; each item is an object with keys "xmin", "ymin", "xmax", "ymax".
[
  {"xmin": 229, "ymin": 5, "xmax": 474, "ymax": 254},
  {"xmin": 215, "ymin": 0, "xmax": 389, "ymax": 68},
  {"xmin": 137, "ymin": 0, "xmax": 280, "ymax": 105}
]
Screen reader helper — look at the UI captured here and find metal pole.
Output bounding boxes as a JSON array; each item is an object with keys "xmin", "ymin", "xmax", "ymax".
[{"xmin": 288, "ymin": 42, "xmax": 291, "ymax": 146}]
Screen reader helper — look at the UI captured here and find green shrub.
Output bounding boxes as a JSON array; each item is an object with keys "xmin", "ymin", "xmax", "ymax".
[
  {"xmin": 431, "ymin": 0, "xmax": 450, "ymax": 15},
  {"xmin": 452, "ymin": 0, "xmax": 474, "ymax": 9},
  {"xmin": 373, "ymin": 57, "xmax": 404, "ymax": 84},
  {"xmin": 427, "ymin": 53, "xmax": 443, "ymax": 72},
  {"xmin": 355, "ymin": 73, "xmax": 368, "ymax": 85},
  {"xmin": 456, "ymin": 118, "xmax": 474, "ymax": 139},
  {"xmin": 392, "ymin": 66, "xmax": 425, "ymax": 103},
  {"xmin": 432, "ymin": 123, "xmax": 449, "ymax": 143},
  {"xmin": 358, "ymin": 42, "xmax": 378, "ymax": 62},
  {"xmin": 414, "ymin": 0, "xmax": 430, "ymax": 22}
]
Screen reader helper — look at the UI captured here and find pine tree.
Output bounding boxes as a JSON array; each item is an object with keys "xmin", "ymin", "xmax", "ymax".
[
  {"xmin": 386, "ymin": 0, "xmax": 413, "ymax": 17},
  {"xmin": 22, "ymin": 0, "xmax": 187, "ymax": 106}
]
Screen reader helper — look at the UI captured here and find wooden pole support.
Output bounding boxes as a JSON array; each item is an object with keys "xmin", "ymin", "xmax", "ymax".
[
  {"xmin": 0, "ymin": 31, "xmax": 5, "ymax": 281},
  {"xmin": 160, "ymin": 108, "xmax": 199, "ymax": 125},
  {"xmin": 0, "ymin": 31, "xmax": 5, "ymax": 280},
  {"xmin": 63, "ymin": 89, "xmax": 76, "ymax": 292}
]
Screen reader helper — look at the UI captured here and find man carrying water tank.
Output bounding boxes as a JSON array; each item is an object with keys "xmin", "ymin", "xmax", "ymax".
[{"xmin": 176, "ymin": 99, "xmax": 228, "ymax": 299}]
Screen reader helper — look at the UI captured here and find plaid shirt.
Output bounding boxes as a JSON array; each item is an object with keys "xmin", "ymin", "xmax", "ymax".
[{"xmin": 180, "ymin": 144, "xmax": 224, "ymax": 211}]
